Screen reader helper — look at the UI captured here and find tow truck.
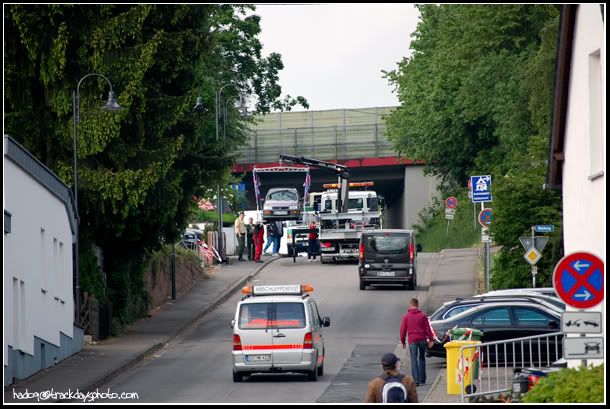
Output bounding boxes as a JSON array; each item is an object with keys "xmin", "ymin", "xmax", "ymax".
[{"xmin": 278, "ymin": 155, "xmax": 383, "ymax": 263}]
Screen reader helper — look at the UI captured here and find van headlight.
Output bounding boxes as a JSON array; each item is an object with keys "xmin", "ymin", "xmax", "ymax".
[
  {"xmin": 263, "ymin": 205, "xmax": 272, "ymax": 210},
  {"xmin": 290, "ymin": 205, "xmax": 298, "ymax": 210}
]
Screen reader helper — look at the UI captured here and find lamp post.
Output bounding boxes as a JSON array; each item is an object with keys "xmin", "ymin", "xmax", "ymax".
[
  {"xmin": 215, "ymin": 84, "xmax": 246, "ymax": 263},
  {"xmin": 72, "ymin": 73, "xmax": 121, "ymax": 323}
]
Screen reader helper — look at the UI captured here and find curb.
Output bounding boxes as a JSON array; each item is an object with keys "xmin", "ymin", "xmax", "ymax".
[
  {"xmin": 423, "ymin": 369, "xmax": 443, "ymax": 402},
  {"xmin": 58, "ymin": 256, "xmax": 280, "ymax": 402}
]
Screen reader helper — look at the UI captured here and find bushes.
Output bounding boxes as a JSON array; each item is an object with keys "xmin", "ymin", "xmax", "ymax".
[{"xmin": 523, "ymin": 364, "xmax": 604, "ymax": 403}]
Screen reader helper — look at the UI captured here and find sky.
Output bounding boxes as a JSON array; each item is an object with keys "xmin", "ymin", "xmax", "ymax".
[{"xmin": 251, "ymin": 4, "xmax": 421, "ymax": 112}]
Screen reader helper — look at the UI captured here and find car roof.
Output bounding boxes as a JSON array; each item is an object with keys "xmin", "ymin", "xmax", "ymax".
[
  {"xmin": 362, "ymin": 229, "xmax": 415, "ymax": 234},
  {"xmin": 239, "ymin": 295, "xmax": 309, "ymax": 304},
  {"xmin": 443, "ymin": 295, "xmax": 563, "ymax": 311},
  {"xmin": 432, "ymin": 301, "xmax": 560, "ymax": 323},
  {"xmin": 267, "ymin": 187, "xmax": 298, "ymax": 192}
]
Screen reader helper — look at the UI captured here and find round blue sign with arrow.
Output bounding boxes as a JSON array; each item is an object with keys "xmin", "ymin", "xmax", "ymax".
[{"xmin": 553, "ymin": 252, "xmax": 604, "ymax": 309}]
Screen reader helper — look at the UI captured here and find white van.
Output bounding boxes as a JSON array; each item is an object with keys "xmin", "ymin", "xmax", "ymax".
[{"xmin": 231, "ymin": 284, "xmax": 330, "ymax": 382}]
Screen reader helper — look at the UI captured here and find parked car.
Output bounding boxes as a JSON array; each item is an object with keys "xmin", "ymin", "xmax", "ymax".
[
  {"xmin": 262, "ymin": 188, "xmax": 301, "ymax": 222},
  {"xmin": 429, "ymin": 294, "xmax": 565, "ymax": 322},
  {"xmin": 358, "ymin": 229, "xmax": 422, "ymax": 290},
  {"xmin": 428, "ymin": 301, "xmax": 562, "ymax": 364},
  {"xmin": 482, "ymin": 287, "xmax": 558, "ymax": 299}
]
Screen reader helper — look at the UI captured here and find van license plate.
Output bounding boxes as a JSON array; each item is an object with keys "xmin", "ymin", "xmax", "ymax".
[
  {"xmin": 245, "ymin": 354, "xmax": 271, "ymax": 362},
  {"xmin": 274, "ymin": 211, "xmax": 288, "ymax": 215},
  {"xmin": 377, "ymin": 271, "xmax": 395, "ymax": 277}
]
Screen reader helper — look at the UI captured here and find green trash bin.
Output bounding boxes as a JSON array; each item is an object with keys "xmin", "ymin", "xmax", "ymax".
[
  {"xmin": 451, "ymin": 327, "xmax": 483, "ymax": 341},
  {"xmin": 450, "ymin": 328, "xmax": 483, "ymax": 382}
]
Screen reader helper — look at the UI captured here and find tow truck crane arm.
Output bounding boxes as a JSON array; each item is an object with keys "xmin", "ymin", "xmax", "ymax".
[{"xmin": 279, "ymin": 154, "xmax": 350, "ymax": 213}]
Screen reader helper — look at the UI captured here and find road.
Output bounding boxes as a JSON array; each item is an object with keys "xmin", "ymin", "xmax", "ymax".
[{"xmin": 99, "ymin": 249, "xmax": 478, "ymax": 403}]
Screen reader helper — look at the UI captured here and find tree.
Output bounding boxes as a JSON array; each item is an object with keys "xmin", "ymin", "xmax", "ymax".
[
  {"xmin": 384, "ymin": 4, "xmax": 562, "ymax": 288},
  {"xmin": 4, "ymin": 4, "xmax": 308, "ymax": 324}
]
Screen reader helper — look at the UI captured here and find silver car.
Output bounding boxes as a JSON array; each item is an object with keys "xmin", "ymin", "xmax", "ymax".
[
  {"xmin": 231, "ymin": 284, "xmax": 330, "ymax": 382},
  {"xmin": 262, "ymin": 188, "xmax": 301, "ymax": 221}
]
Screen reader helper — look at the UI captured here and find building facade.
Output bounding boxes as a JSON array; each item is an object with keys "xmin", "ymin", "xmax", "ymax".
[
  {"xmin": 4, "ymin": 135, "xmax": 83, "ymax": 385},
  {"xmin": 547, "ymin": 4, "xmax": 605, "ymax": 368}
]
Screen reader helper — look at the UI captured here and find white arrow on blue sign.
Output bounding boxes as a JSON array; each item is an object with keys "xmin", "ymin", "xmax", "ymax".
[
  {"xmin": 534, "ymin": 225, "xmax": 555, "ymax": 233},
  {"xmin": 471, "ymin": 175, "xmax": 492, "ymax": 203}
]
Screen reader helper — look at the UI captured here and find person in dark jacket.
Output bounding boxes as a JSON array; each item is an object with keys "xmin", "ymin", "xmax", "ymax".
[
  {"xmin": 364, "ymin": 352, "xmax": 418, "ymax": 403},
  {"xmin": 399, "ymin": 298, "xmax": 435, "ymax": 386},
  {"xmin": 245, "ymin": 217, "xmax": 255, "ymax": 261}
]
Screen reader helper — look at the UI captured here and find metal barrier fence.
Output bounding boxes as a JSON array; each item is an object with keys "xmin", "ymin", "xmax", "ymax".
[
  {"xmin": 236, "ymin": 123, "xmax": 395, "ymax": 164},
  {"xmin": 458, "ymin": 332, "xmax": 564, "ymax": 402}
]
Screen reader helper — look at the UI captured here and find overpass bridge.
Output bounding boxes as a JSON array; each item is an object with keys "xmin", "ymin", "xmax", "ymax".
[{"xmin": 232, "ymin": 107, "xmax": 439, "ymax": 230}]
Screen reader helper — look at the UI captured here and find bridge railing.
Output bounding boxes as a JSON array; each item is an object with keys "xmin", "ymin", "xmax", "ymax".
[{"xmin": 236, "ymin": 123, "xmax": 395, "ymax": 164}]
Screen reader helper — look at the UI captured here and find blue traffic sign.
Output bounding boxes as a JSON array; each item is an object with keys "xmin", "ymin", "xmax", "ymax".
[
  {"xmin": 478, "ymin": 208, "xmax": 493, "ymax": 227},
  {"xmin": 471, "ymin": 175, "xmax": 492, "ymax": 203},
  {"xmin": 534, "ymin": 225, "xmax": 555, "ymax": 233}
]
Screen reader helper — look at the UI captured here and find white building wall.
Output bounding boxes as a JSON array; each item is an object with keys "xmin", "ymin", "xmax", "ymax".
[
  {"xmin": 403, "ymin": 166, "xmax": 440, "ymax": 230},
  {"xmin": 561, "ymin": 4, "xmax": 605, "ymax": 368},
  {"xmin": 4, "ymin": 158, "xmax": 74, "ymax": 366}
]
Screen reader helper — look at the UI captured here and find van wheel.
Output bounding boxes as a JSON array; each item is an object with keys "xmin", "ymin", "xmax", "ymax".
[
  {"xmin": 359, "ymin": 280, "xmax": 366, "ymax": 291},
  {"xmin": 307, "ymin": 368, "xmax": 318, "ymax": 382},
  {"xmin": 233, "ymin": 371, "xmax": 244, "ymax": 382},
  {"xmin": 317, "ymin": 362, "xmax": 324, "ymax": 376}
]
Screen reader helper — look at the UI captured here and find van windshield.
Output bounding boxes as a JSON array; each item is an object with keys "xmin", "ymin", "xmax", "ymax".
[{"xmin": 365, "ymin": 233, "xmax": 410, "ymax": 254}]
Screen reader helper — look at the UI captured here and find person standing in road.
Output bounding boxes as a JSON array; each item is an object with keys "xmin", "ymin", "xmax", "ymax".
[
  {"xmin": 234, "ymin": 212, "xmax": 247, "ymax": 261},
  {"xmin": 263, "ymin": 222, "xmax": 277, "ymax": 255},
  {"xmin": 272, "ymin": 221, "xmax": 284, "ymax": 256},
  {"xmin": 252, "ymin": 220, "xmax": 265, "ymax": 263},
  {"xmin": 307, "ymin": 221, "xmax": 319, "ymax": 262},
  {"xmin": 399, "ymin": 298, "xmax": 435, "ymax": 386},
  {"xmin": 364, "ymin": 352, "xmax": 418, "ymax": 403},
  {"xmin": 245, "ymin": 217, "xmax": 255, "ymax": 261}
]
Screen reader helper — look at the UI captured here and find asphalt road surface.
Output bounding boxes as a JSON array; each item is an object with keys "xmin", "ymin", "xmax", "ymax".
[{"xmin": 100, "ymin": 250, "xmax": 477, "ymax": 403}]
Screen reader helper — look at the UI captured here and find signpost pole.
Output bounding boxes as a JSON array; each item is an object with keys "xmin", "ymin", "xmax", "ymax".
[
  {"xmin": 473, "ymin": 202, "xmax": 476, "ymax": 231},
  {"xmin": 481, "ymin": 202, "xmax": 488, "ymax": 291},
  {"xmin": 531, "ymin": 226, "xmax": 536, "ymax": 288}
]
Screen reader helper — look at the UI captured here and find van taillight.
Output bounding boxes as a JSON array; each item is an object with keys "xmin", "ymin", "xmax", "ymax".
[
  {"xmin": 233, "ymin": 334, "xmax": 242, "ymax": 351},
  {"xmin": 359, "ymin": 242, "xmax": 364, "ymax": 260},
  {"xmin": 303, "ymin": 332, "xmax": 313, "ymax": 349},
  {"xmin": 410, "ymin": 242, "xmax": 414, "ymax": 262},
  {"xmin": 321, "ymin": 242, "xmax": 332, "ymax": 248}
]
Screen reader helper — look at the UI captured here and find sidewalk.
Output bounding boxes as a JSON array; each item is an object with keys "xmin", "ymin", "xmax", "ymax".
[{"xmin": 5, "ymin": 256, "xmax": 280, "ymax": 403}]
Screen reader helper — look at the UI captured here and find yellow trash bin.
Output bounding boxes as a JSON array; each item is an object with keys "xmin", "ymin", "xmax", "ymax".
[{"xmin": 444, "ymin": 340, "xmax": 481, "ymax": 395}]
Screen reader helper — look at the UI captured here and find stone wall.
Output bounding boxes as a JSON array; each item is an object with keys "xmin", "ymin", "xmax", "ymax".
[{"xmin": 143, "ymin": 253, "xmax": 208, "ymax": 312}]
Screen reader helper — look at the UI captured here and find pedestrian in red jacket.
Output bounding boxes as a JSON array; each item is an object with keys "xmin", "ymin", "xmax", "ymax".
[
  {"xmin": 252, "ymin": 221, "xmax": 265, "ymax": 263},
  {"xmin": 399, "ymin": 298, "xmax": 435, "ymax": 386}
]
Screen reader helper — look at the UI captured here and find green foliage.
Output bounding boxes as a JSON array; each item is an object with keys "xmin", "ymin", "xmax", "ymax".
[
  {"xmin": 79, "ymin": 244, "xmax": 106, "ymax": 300},
  {"xmin": 414, "ymin": 191, "xmax": 480, "ymax": 251},
  {"xmin": 5, "ymin": 4, "xmax": 307, "ymax": 327},
  {"xmin": 384, "ymin": 5, "xmax": 562, "ymax": 288},
  {"xmin": 522, "ymin": 364, "xmax": 604, "ymax": 403}
]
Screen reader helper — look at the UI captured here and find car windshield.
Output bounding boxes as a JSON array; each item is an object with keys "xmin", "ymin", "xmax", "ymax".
[
  {"xmin": 365, "ymin": 233, "xmax": 409, "ymax": 254},
  {"xmin": 267, "ymin": 190, "xmax": 297, "ymax": 201}
]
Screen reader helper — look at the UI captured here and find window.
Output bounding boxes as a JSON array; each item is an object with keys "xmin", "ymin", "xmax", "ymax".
[
  {"xmin": 4, "ymin": 210, "xmax": 10, "ymax": 234},
  {"xmin": 513, "ymin": 307, "xmax": 551, "ymax": 325},
  {"xmin": 274, "ymin": 303, "xmax": 306, "ymax": 329},
  {"xmin": 471, "ymin": 307, "xmax": 511, "ymax": 326},
  {"xmin": 589, "ymin": 50, "xmax": 603, "ymax": 178},
  {"xmin": 348, "ymin": 198, "xmax": 364, "ymax": 211},
  {"xmin": 445, "ymin": 305, "xmax": 474, "ymax": 319},
  {"xmin": 268, "ymin": 190, "xmax": 298, "ymax": 201},
  {"xmin": 365, "ymin": 233, "xmax": 409, "ymax": 254},
  {"xmin": 367, "ymin": 197, "xmax": 379, "ymax": 211},
  {"xmin": 239, "ymin": 303, "xmax": 270, "ymax": 329}
]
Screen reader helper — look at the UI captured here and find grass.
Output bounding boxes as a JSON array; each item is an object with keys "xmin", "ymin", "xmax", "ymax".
[{"xmin": 417, "ymin": 198, "xmax": 482, "ymax": 252}]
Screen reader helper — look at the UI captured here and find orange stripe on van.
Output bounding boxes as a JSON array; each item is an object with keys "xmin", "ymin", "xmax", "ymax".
[{"xmin": 242, "ymin": 344, "xmax": 304, "ymax": 350}]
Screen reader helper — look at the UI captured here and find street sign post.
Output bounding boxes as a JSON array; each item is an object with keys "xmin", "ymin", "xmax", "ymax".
[
  {"xmin": 561, "ymin": 312, "xmax": 602, "ymax": 334},
  {"xmin": 552, "ymin": 252, "xmax": 604, "ymax": 309},
  {"xmin": 563, "ymin": 337, "xmax": 604, "ymax": 360},
  {"xmin": 471, "ymin": 175, "xmax": 492, "ymax": 203}
]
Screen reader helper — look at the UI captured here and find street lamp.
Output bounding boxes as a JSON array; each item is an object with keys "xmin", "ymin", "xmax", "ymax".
[
  {"xmin": 215, "ymin": 84, "xmax": 246, "ymax": 263},
  {"xmin": 72, "ymin": 73, "xmax": 122, "ymax": 323}
]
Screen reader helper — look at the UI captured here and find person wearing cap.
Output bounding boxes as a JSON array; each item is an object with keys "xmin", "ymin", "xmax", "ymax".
[
  {"xmin": 364, "ymin": 352, "xmax": 418, "ymax": 403},
  {"xmin": 399, "ymin": 298, "xmax": 435, "ymax": 386}
]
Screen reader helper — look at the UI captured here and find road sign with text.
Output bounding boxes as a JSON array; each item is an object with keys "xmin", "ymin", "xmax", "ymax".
[
  {"xmin": 534, "ymin": 225, "xmax": 555, "ymax": 233},
  {"xmin": 471, "ymin": 175, "xmax": 492, "ymax": 203}
]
